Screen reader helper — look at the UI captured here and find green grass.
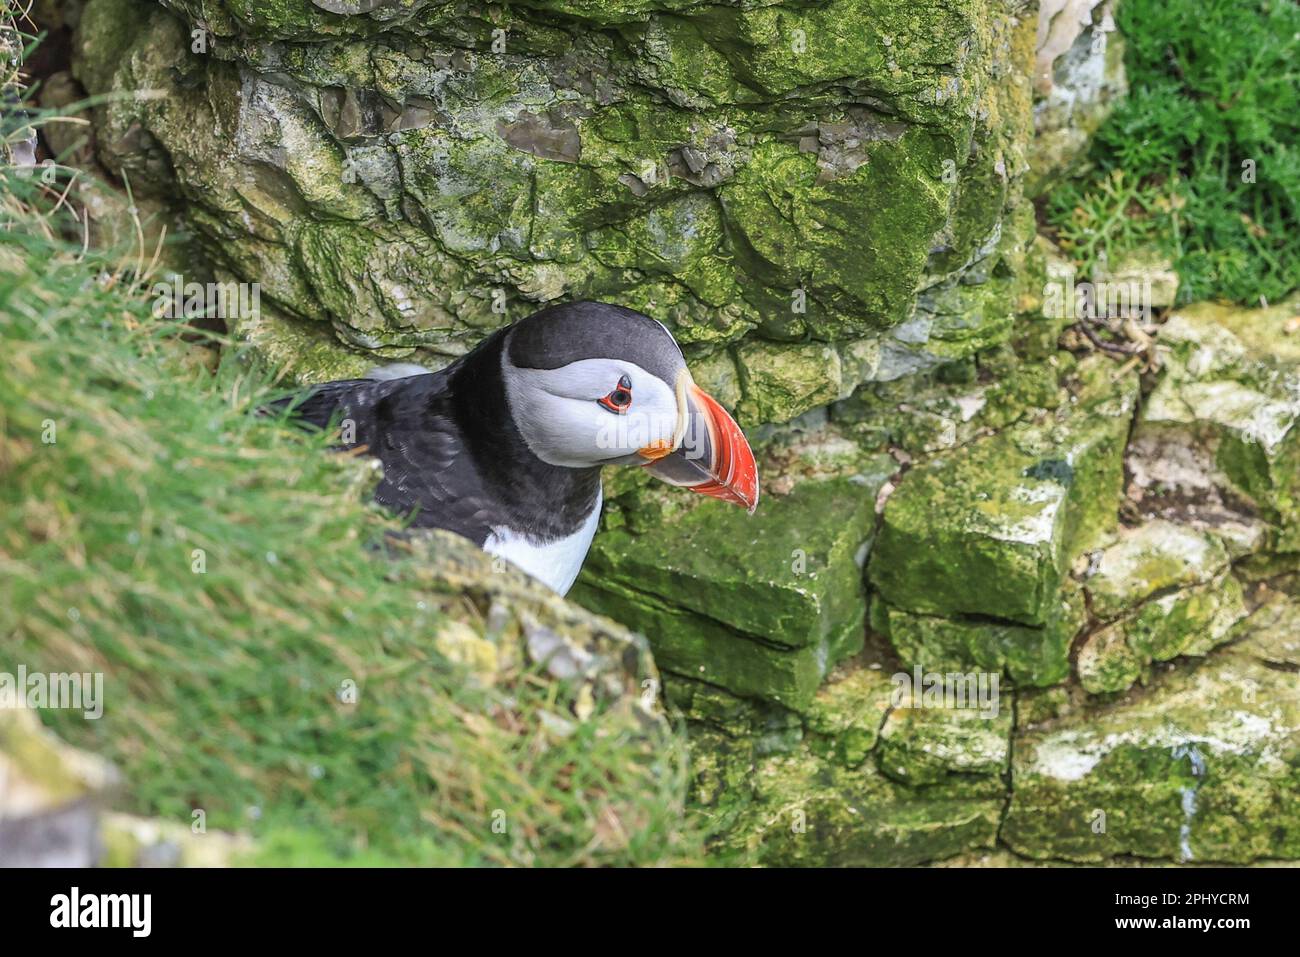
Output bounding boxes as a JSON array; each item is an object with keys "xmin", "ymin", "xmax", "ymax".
[
  {"xmin": 1046, "ymin": 0, "xmax": 1300, "ymax": 305},
  {"xmin": 0, "ymin": 165, "xmax": 701, "ymax": 866}
]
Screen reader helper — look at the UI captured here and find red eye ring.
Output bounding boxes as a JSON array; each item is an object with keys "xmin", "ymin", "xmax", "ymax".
[{"xmin": 598, "ymin": 375, "xmax": 633, "ymax": 414}]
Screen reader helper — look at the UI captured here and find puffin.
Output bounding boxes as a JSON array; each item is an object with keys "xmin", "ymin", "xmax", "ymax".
[{"xmin": 282, "ymin": 301, "xmax": 759, "ymax": 594}]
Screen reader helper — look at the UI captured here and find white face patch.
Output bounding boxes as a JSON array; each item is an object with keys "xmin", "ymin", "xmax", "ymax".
[{"xmin": 501, "ymin": 354, "xmax": 681, "ymax": 468}]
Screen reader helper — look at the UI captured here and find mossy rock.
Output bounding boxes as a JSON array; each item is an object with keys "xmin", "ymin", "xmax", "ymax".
[
  {"xmin": 832, "ymin": 339, "xmax": 1063, "ymax": 457},
  {"xmin": 873, "ymin": 582, "xmax": 1084, "ymax": 687},
  {"xmin": 869, "ymin": 359, "xmax": 1137, "ymax": 626},
  {"xmin": 803, "ymin": 665, "xmax": 895, "ymax": 769},
  {"xmin": 1081, "ymin": 519, "xmax": 1231, "ymax": 621},
  {"xmin": 1075, "ymin": 574, "xmax": 1248, "ymax": 695},
  {"xmin": 1004, "ymin": 597, "xmax": 1300, "ymax": 863},
  {"xmin": 877, "ymin": 696, "xmax": 1012, "ymax": 790},
  {"xmin": 698, "ymin": 660, "xmax": 1012, "ymax": 866},
  {"xmin": 729, "ymin": 749, "xmax": 1005, "ymax": 866},
  {"xmin": 74, "ymin": 0, "xmax": 1037, "ymax": 423},
  {"xmin": 1138, "ymin": 298, "xmax": 1300, "ymax": 551},
  {"xmin": 572, "ymin": 470, "xmax": 889, "ymax": 709}
]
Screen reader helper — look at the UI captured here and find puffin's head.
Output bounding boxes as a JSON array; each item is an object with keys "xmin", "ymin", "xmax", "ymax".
[{"xmin": 501, "ymin": 301, "xmax": 759, "ymax": 512}]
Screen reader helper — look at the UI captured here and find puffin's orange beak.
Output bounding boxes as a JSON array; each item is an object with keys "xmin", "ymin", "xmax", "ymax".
[{"xmin": 640, "ymin": 382, "xmax": 759, "ymax": 514}]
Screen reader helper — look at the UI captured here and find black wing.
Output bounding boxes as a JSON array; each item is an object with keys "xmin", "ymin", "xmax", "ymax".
[{"xmin": 283, "ymin": 371, "xmax": 507, "ymax": 546}]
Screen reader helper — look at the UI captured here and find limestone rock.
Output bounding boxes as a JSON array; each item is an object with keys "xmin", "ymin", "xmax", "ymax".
[
  {"xmin": 397, "ymin": 527, "xmax": 665, "ymax": 714},
  {"xmin": 1082, "ymin": 520, "xmax": 1231, "ymax": 620},
  {"xmin": 700, "ymin": 659, "xmax": 1012, "ymax": 866},
  {"xmin": 1072, "ymin": 520, "xmax": 1248, "ymax": 694},
  {"xmin": 0, "ymin": 709, "xmax": 120, "ymax": 867},
  {"xmin": 875, "ymin": 584, "xmax": 1085, "ymax": 687},
  {"xmin": 735, "ymin": 747, "xmax": 1005, "ymax": 866},
  {"xmin": 878, "ymin": 696, "xmax": 1012, "ymax": 788},
  {"xmin": 1075, "ymin": 575, "xmax": 1247, "ymax": 694},
  {"xmin": 573, "ymin": 466, "xmax": 891, "ymax": 709},
  {"xmin": 74, "ymin": 0, "xmax": 1038, "ymax": 425},
  {"xmin": 870, "ymin": 357, "xmax": 1137, "ymax": 627},
  {"xmin": 833, "ymin": 343, "xmax": 1062, "ymax": 457},
  {"xmin": 1027, "ymin": 0, "xmax": 1127, "ymax": 195},
  {"xmin": 1136, "ymin": 297, "xmax": 1300, "ymax": 553},
  {"xmin": 1094, "ymin": 247, "xmax": 1180, "ymax": 310},
  {"xmin": 734, "ymin": 341, "xmax": 842, "ymax": 428},
  {"xmin": 803, "ymin": 664, "xmax": 895, "ymax": 769},
  {"xmin": 1005, "ymin": 597, "xmax": 1300, "ymax": 863}
]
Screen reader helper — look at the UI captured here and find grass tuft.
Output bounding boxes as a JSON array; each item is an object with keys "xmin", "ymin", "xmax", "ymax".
[{"xmin": 0, "ymin": 161, "xmax": 701, "ymax": 866}]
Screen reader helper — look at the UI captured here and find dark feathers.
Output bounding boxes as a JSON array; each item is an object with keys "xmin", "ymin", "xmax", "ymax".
[
  {"xmin": 506, "ymin": 300, "xmax": 684, "ymax": 384},
  {"xmin": 277, "ymin": 327, "xmax": 600, "ymax": 547}
]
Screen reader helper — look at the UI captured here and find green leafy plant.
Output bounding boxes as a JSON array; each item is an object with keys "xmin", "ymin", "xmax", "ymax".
[{"xmin": 1047, "ymin": 0, "xmax": 1300, "ymax": 305}]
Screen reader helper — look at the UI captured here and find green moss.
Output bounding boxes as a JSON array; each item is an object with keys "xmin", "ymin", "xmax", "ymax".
[
  {"xmin": 803, "ymin": 665, "xmax": 895, "ymax": 768},
  {"xmin": 1008, "ymin": 233, "xmax": 1077, "ymax": 360},
  {"xmin": 1006, "ymin": 613, "xmax": 1300, "ymax": 862},
  {"xmin": 877, "ymin": 701, "xmax": 1011, "ymax": 791},
  {"xmin": 573, "ymin": 476, "xmax": 883, "ymax": 708},
  {"xmin": 76, "ymin": 0, "xmax": 1035, "ymax": 428},
  {"xmin": 568, "ymin": 583, "xmax": 855, "ymax": 708},
  {"xmin": 74, "ymin": 0, "xmax": 151, "ymax": 94},
  {"xmin": 685, "ymin": 0, "xmax": 979, "ymax": 104},
  {"xmin": 1076, "ymin": 575, "xmax": 1248, "ymax": 695},
  {"xmin": 870, "ymin": 366, "xmax": 1135, "ymax": 625},
  {"xmin": 833, "ymin": 340, "xmax": 1063, "ymax": 457},
  {"xmin": 722, "ymin": 749, "xmax": 1003, "ymax": 866},
  {"xmin": 877, "ymin": 584, "xmax": 1083, "ymax": 688},
  {"xmin": 226, "ymin": 298, "xmax": 377, "ymax": 384},
  {"xmin": 734, "ymin": 340, "xmax": 843, "ymax": 426},
  {"xmin": 1083, "ymin": 520, "xmax": 1231, "ymax": 621},
  {"xmin": 1074, "ymin": 625, "xmax": 1144, "ymax": 698},
  {"xmin": 587, "ymin": 192, "xmax": 742, "ymax": 312},
  {"xmin": 1139, "ymin": 298, "xmax": 1300, "ymax": 543}
]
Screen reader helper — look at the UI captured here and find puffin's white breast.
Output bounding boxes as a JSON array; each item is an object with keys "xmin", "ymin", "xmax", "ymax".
[{"xmin": 482, "ymin": 484, "xmax": 602, "ymax": 595}]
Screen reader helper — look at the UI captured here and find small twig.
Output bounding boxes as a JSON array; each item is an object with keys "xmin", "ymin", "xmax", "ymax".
[
  {"xmin": 39, "ymin": 114, "xmax": 91, "ymax": 127},
  {"xmin": 41, "ymin": 165, "xmax": 79, "ymax": 216},
  {"xmin": 1111, "ymin": 354, "xmax": 1143, "ymax": 382},
  {"xmin": 1075, "ymin": 315, "xmax": 1143, "ymax": 356},
  {"xmin": 142, "ymin": 222, "xmax": 168, "ymax": 283},
  {"xmin": 78, "ymin": 204, "xmax": 90, "ymax": 258}
]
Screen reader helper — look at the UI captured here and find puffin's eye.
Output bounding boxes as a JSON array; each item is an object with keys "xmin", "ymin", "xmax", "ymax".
[{"xmin": 597, "ymin": 374, "xmax": 633, "ymax": 414}]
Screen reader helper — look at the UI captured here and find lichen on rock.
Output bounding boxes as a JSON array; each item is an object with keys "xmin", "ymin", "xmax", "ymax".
[
  {"xmin": 1026, "ymin": 0, "xmax": 1127, "ymax": 196},
  {"xmin": 1136, "ymin": 297, "xmax": 1300, "ymax": 553},
  {"xmin": 1071, "ymin": 520, "xmax": 1248, "ymax": 694},
  {"xmin": 867, "ymin": 356, "xmax": 1137, "ymax": 685},
  {"xmin": 678, "ymin": 653, "xmax": 1013, "ymax": 867},
  {"xmin": 73, "ymin": 0, "xmax": 1037, "ymax": 424},
  {"xmin": 573, "ymin": 451, "xmax": 894, "ymax": 709},
  {"xmin": 1006, "ymin": 594, "xmax": 1300, "ymax": 863}
]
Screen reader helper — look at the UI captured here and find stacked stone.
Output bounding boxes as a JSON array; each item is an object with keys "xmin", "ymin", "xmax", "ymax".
[{"xmin": 583, "ymin": 267, "xmax": 1300, "ymax": 865}]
